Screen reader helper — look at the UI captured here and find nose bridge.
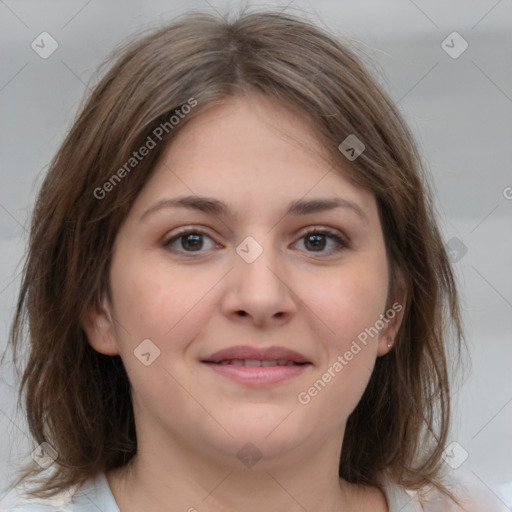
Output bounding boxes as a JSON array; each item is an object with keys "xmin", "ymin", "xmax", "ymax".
[
  {"xmin": 235, "ymin": 233, "xmax": 284, "ymax": 294},
  {"xmin": 222, "ymin": 233, "xmax": 296, "ymax": 324}
]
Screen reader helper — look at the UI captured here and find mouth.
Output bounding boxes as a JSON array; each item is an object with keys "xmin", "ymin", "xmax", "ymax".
[
  {"xmin": 201, "ymin": 346, "xmax": 312, "ymax": 386},
  {"xmin": 209, "ymin": 359, "xmax": 307, "ymax": 367}
]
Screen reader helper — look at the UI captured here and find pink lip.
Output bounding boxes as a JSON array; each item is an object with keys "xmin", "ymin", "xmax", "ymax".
[
  {"xmin": 203, "ymin": 345, "xmax": 310, "ymax": 363},
  {"xmin": 201, "ymin": 345, "xmax": 312, "ymax": 386},
  {"xmin": 205, "ymin": 363, "xmax": 309, "ymax": 386}
]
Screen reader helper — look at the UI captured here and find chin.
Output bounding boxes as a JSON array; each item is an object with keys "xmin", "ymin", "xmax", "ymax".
[
  {"xmin": 207, "ymin": 413, "xmax": 317, "ymax": 465},
  {"xmin": 211, "ymin": 436, "xmax": 312, "ymax": 471}
]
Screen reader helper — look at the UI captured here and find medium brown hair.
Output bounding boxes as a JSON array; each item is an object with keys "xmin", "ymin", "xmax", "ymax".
[{"xmin": 5, "ymin": 8, "xmax": 463, "ymax": 499}]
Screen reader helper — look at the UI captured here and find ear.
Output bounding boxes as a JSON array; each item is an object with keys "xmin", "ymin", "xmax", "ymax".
[
  {"xmin": 82, "ymin": 296, "xmax": 120, "ymax": 356},
  {"xmin": 377, "ymin": 280, "xmax": 407, "ymax": 357}
]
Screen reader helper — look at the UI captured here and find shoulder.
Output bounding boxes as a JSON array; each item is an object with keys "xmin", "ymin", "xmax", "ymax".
[
  {"xmin": 1, "ymin": 505, "xmax": 66, "ymax": 511},
  {"xmin": 0, "ymin": 492, "xmax": 75, "ymax": 511},
  {"xmin": 385, "ymin": 473, "xmax": 507, "ymax": 512},
  {"xmin": 0, "ymin": 473, "xmax": 118, "ymax": 512},
  {"xmin": 0, "ymin": 487, "xmax": 75, "ymax": 512}
]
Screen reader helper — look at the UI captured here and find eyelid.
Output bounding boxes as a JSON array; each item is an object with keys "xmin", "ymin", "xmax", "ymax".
[
  {"xmin": 295, "ymin": 225, "xmax": 349, "ymax": 242},
  {"xmin": 162, "ymin": 225, "xmax": 350, "ymax": 255},
  {"xmin": 163, "ymin": 225, "xmax": 212, "ymax": 241}
]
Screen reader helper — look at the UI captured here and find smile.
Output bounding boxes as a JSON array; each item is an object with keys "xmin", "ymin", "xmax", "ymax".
[
  {"xmin": 202, "ymin": 362, "xmax": 310, "ymax": 386},
  {"xmin": 201, "ymin": 346, "xmax": 312, "ymax": 386},
  {"xmin": 213, "ymin": 359, "xmax": 306, "ymax": 367}
]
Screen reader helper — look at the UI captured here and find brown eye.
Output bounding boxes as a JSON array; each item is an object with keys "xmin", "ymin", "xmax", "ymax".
[
  {"xmin": 178, "ymin": 233, "xmax": 204, "ymax": 251},
  {"xmin": 293, "ymin": 228, "xmax": 348, "ymax": 254},
  {"xmin": 163, "ymin": 230, "xmax": 219, "ymax": 253},
  {"xmin": 304, "ymin": 233, "xmax": 327, "ymax": 251}
]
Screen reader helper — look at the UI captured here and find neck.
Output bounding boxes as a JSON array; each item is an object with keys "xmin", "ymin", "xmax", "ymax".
[{"xmin": 105, "ymin": 432, "xmax": 381, "ymax": 512}]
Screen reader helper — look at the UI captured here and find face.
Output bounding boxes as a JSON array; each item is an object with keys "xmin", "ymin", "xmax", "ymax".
[{"xmin": 85, "ymin": 94, "xmax": 402, "ymax": 469}]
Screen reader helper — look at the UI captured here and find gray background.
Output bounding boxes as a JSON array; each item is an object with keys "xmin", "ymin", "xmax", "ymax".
[{"xmin": 1, "ymin": 0, "xmax": 511, "ymax": 509}]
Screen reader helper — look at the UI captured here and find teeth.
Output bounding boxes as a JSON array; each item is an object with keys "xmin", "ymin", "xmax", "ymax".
[{"xmin": 216, "ymin": 360, "xmax": 297, "ymax": 366}]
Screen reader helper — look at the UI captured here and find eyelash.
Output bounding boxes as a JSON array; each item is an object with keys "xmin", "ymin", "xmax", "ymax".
[{"xmin": 162, "ymin": 226, "xmax": 349, "ymax": 256}]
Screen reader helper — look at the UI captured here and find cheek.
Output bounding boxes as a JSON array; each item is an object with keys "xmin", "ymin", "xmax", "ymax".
[
  {"xmin": 110, "ymin": 260, "xmax": 171, "ymax": 339},
  {"xmin": 109, "ymin": 250, "xmax": 221, "ymax": 361},
  {"xmin": 306, "ymin": 261, "xmax": 388, "ymax": 349},
  {"xmin": 295, "ymin": 260, "xmax": 387, "ymax": 418},
  {"xmin": 108, "ymin": 254, "xmax": 211, "ymax": 407}
]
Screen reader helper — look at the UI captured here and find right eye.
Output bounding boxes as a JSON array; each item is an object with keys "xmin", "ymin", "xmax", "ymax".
[{"xmin": 163, "ymin": 228, "xmax": 221, "ymax": 254}]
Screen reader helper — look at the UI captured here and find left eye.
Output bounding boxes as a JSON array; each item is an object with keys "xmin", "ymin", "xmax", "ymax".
[{"xmin": 292, "ymin": 229, "xmax": 348, "ymax": 253}]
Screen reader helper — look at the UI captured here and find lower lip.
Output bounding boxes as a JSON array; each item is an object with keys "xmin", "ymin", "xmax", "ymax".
[{"xmin": 203, "ymin": 363, "xmax": 310, "ymax": 386}]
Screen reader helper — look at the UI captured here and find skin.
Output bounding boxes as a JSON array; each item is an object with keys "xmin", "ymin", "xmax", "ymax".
[{"xmin": 84, "ymin": 93, "xmax": 405, "ymax": 512}]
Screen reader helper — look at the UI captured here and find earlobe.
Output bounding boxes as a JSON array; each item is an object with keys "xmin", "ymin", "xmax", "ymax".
[
  {"xmin": 81, "ymin": 297, "xmax": 120, "ymax": 356},
  {"xmin": 378, "ymin": 335, "xmax": 395, "ymax": 356},
  {"xmin": 376, "ymin": 305, "xmax": 404, "ymax": 356},
  {"xmin": 377, "ymin": 293, "xmax": 407, "ymax": 357}
]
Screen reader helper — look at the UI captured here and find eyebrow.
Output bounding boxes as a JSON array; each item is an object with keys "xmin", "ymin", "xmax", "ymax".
[{"xmin": 139, "ymin": 195, "xmax": 368, "ymax": 223}]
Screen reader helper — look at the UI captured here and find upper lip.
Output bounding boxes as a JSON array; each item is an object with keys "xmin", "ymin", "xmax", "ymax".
[{"xmin": 202, "ymin": 345, "xmax": 311, "ymax": 364}]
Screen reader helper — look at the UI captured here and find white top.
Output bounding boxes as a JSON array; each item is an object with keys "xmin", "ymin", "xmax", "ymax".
[{"xmin": 0, "ymin": 472, "xmax": 432, "ymax": 511}]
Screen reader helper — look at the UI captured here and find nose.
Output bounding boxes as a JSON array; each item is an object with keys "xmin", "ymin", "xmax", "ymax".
[{"xmin": 220, "ymin": 238, "xmax": 297, "ymax": 328}]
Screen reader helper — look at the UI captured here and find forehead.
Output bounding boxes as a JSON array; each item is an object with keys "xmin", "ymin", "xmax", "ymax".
[
  {"xmin": 128, "ymin": 94, "xmax": 378, "ymax": 223},
  {"xmin": 162, "ymin": 94, "xmax": 331, "ymax": 174}
]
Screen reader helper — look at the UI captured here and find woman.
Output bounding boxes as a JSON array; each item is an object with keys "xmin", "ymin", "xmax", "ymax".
[{"xmin": 3, "ymin": 9, "xmax": 476, "ymax": 511}]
